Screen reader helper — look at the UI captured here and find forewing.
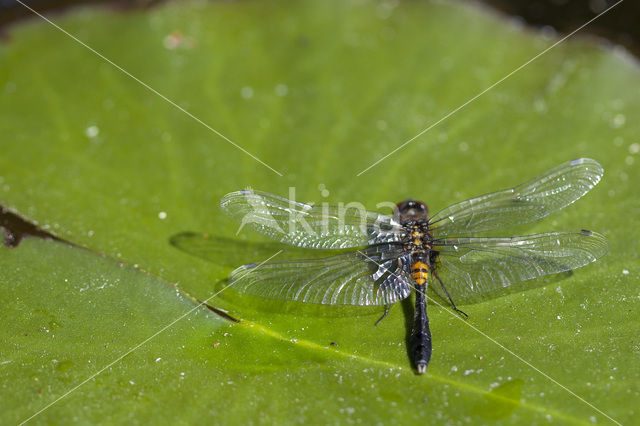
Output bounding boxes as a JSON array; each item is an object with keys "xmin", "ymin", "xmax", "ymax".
[
  {"xmin": 431, "ymin": 230, "xmax": 608, "ymax": 300},
  {"xmin": 228, "ymin": 244, "xmax": 413, "ymax": 306},
  {"xmin": 430, "ymin": 158, "xmax": 603, "ymax": 237},
  {"xmin": 220, "ymin": 190, "xmax": 405, "ymax": 249}
]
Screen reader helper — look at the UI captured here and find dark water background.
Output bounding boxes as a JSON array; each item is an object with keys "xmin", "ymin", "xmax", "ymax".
[{"xmin": 1, "ymin": 0, "xmax": 638, "ymax": 59}]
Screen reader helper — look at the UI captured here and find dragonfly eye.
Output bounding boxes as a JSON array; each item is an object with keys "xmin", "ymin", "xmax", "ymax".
[{"xmin": 397, "ymin": 199, "xmax": 429, "ymax": 222}]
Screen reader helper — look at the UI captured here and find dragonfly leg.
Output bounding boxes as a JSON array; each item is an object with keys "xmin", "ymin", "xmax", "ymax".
[
  {"xmin": 433, "ymin": 270, "xmax": 468, "ymax": 319},
  {"xmin": 375, "ymin": 304, "xmax": 392, "ymax": 326}
]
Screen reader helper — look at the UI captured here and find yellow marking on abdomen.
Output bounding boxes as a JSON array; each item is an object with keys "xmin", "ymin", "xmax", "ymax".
[{"xmin": 411, "ymin": 261, "xmax": 429, "ymax": 285}]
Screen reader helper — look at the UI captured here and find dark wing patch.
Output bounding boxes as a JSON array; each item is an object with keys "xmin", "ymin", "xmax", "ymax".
[
  {"xmin": 431, "ymin": 230, "xmax": 608, "ymax": 300},
  {"xmin": 228, "ymin": 244, "xmax": 413, "ymax": 306}
]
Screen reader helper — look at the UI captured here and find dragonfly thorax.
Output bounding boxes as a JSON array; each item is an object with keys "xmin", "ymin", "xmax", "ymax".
[{"xmin": 402, "ymin": 221, "xmax": 433, "ymax": 255}]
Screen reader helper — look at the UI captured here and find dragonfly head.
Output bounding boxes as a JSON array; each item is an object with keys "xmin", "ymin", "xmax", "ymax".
[{"xmin": 396, "ymin": 199, "xmax": 429, "ymax": 223}]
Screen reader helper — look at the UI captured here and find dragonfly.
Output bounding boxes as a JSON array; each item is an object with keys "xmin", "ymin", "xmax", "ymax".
[{"xmin": 219, "ymin": 158, "xmax": 608, "ymax": 374}]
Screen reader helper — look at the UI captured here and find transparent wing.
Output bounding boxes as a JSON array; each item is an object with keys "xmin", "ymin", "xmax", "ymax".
[
  {"xmin": 228, "ymin": 244, "xmax": 413, "ymax": 305},
  {"xmin": 429, "ymin": 158, "xmax": 603, "ymax": 237},
  {"xmin": 431, "ymin": 230, "xmax": 608, "ymax": 300},
  {"xmin": 220, "ymin": 190, "xmax": 405, "ymax": 249}
]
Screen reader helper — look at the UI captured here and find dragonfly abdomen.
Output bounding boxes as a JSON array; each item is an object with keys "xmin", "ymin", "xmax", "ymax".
[{"xmin": 411, "ymin": 261, "xmax": 429, "ymax": 285}]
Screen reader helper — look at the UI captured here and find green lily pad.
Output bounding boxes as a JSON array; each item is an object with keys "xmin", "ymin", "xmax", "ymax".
[{"xmin": 1, "ymin": 0, "xmax": 639, "ymax": 424}]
